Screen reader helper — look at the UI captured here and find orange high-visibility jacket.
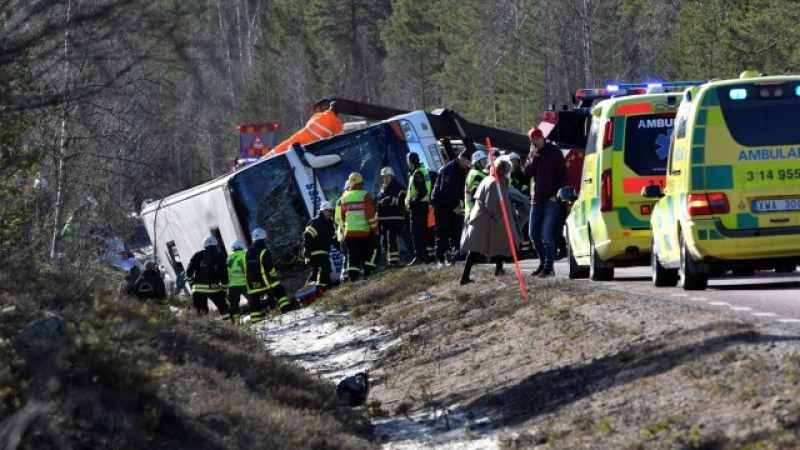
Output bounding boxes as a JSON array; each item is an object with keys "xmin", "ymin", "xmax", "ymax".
[{"xmin": 266, "ymin": 110, "xmax": 343, "ymax": 158}]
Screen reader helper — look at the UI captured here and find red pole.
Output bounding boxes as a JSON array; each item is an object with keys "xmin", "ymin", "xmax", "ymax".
[{"xmin": 485, "ymin": 138, "xmax": 528, "ymax": 300}]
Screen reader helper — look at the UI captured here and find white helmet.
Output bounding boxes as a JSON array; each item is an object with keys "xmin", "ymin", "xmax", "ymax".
[
  {"xmin": 471, "ymin": 150, "xmax": 488, "ymax": 164},
  {"xmin": 251, "ymin": 228, "xmax": 267, "ymax": 241},
  {"xmin": 319, "ymin": 201, "xmax": 334, "ymax": 211},
  {"xmin": 203, "ymin": 235, "xmax": 218, "ymax": 247},
  {"xmin": 231, "ymin": 239, "xmax": 244, "ymax": 250},
  {"xmin": 381, "ymin": 167, "xmax": 395, "ymax": 177},
  {"xmin": 508, "ymin": 152, "xmax": 521, "ymax": 161}
]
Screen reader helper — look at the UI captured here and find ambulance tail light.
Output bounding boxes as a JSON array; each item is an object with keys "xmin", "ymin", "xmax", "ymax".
[
  {"xmin": 603, "ymin": 119, "xmax": 614, "ymax": 148},
  {"xmin": 600, "ymin": 169, "xmax": 613, "ymax": 212},
  {"xmin": 687, "ymin": 192, "xmax": 730, "ymax": 216}
]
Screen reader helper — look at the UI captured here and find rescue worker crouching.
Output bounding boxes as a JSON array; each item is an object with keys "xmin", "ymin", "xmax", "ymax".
[
  {"xmin": 244, "ymin": 228, "xmax": 292, "ymax": 321},
  {"xmin": 133, "ymin": 260, "xmax": 167, "ymax": 303},
  {"xmin": 304, "ymin": 201, "xmax": 337, "ymax": 290},
  {"xmin": 225, "ymin": 239, "xmax": 247, "ymax": 324},
  {"xmin": 338, "ymin": 172, "xmax": 379, "ymax": 281},
  {"xmin": 185, "ymin": 235, "xmax": 231, "ymax": 320},
  {"xmin": 376, "ymin": 166, "xmax": 406, "ymax": 268},
  {"xmin": 405, "ymin": 152, "xmax": 432, "ymax": 266}
]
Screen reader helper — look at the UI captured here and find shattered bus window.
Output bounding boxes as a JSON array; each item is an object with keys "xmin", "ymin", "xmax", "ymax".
[
  {"xmin": 229, "ymin": 155, "xmax": 307, "ymax": 265},
  {"xmin": 308, "ymin": 124, "xmax": 410, "ymax": 204}
]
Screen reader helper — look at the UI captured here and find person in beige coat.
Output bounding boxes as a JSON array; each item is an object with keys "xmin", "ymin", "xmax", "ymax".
[{"xmin": 459, "ymin": 158, "xmax": 522, "ymax": 285}]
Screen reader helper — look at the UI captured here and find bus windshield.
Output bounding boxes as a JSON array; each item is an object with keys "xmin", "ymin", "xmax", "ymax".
[
  {"xmin": 307, "ymin": 122, "xmax": 411, "ymax": 205},
  {"xmin": 228, "ymin": 155, "xmax": 308, "ymax": 264}
]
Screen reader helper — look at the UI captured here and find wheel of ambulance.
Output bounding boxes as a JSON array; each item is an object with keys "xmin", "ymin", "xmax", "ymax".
[
  {"xmin": 679, "ymin": 234, "xmax": 708, "ymax": 290},
  {"xmin": 651, "ymin": 237, "xmax": 678, "ymax": 287},
  {"xmin": 589, "ymin": 235, "xmax": 614, "ymax": 281},
  {"xmin": 566, "ymin": 229, "xmax": 589, "ymax": 279}
]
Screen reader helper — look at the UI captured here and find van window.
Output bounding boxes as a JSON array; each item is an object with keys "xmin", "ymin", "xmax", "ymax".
[
  {"xmin": 674, "ymin": 106, "xmax": 689, "ymax": 139},
  {"xmin": 585, "ymin": 121, "xmax": 600, "ymax": 156},
  {"xmin": 165, "ymin": 241, "xmax": 184, "ymax": 275},
  {"xmin": 717, "ymin": 83, "xmax": 800, "ymax": 146},
  {"xmin": 209, "ymin": 228, "xmax": 227, "ymax": 258},
  {"xmin": 623, "ymin": 113, "xmax": 676, "ymax": 176}
]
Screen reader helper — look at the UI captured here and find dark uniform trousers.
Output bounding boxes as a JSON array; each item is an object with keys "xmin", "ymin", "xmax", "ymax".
[
  {"xmin": 434, "ymin": 206, "xmax": 463, "ymax": 263},
  {"xmin": 307, "ymin": 254, "xmax": 332, "ymax": 288},
  {"xmin": 193, "ymin": 291, "xmax": 229, "ymax": 316},
  {"xmin": 226, "ymin": 285, "xmax": 246, "ymax": 320},
  {"xmin": 344, "ymin": 236, "xmax": 374, "ymax": 281},
  {"xmin": 379, "ymin": 220, "xmax": 404, "ymax": 265},
  {"xmin": 409, "ymin": 202, "xmax": 430, "ymax": 262}
]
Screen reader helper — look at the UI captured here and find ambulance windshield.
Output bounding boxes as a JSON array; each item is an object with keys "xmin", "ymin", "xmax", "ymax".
[{"xmin": 623, "ymin": 113, "xmax": 676, "ymax": 176}]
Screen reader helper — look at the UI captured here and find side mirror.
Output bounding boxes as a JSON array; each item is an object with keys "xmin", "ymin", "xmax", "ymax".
[
  {"xmin": 558, "ymin": 186, "xmax": 579, "ymax": 203},
  {"xmin": 641, "ymin": 184, "xmax": 664, "ymax": 198}
]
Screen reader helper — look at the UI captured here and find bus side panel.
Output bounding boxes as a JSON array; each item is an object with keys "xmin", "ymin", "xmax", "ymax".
[{"xmin": 142, "ymin": 185, "xmax": 243, "ymax": 283}]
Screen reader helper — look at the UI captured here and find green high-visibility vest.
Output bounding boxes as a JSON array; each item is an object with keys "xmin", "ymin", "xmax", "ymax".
[
  {"xmin": 406, "ymin": 166, "xmax": 431, "ymax": 208},
  {"xmin": 226, "ymin": 250, "xmax": 246, "ymax": 287},
  {"xmin": 341, "ymin": 189, "xmax": 370, "ymax": 234},
  {"xmin": 465, "ymin": 168, "xmax": 486, "ymax": 217}
]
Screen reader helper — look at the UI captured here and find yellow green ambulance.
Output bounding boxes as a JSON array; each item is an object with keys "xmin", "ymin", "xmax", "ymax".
[
  {"xmin": 646, "ymin": 72, "xmax": 800, "ymax": 290},
  {"xmin": 559, "ymin": 82, "xmax": 703, "ymax": 281}
]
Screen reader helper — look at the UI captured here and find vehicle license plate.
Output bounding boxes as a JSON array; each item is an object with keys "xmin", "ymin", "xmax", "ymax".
[{"xmin": 752, "ymin": 198, "xmax": 800, "ymax": 212}]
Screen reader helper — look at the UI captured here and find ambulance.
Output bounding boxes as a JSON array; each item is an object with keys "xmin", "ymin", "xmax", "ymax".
[
  {"xmin": 559, "ymin": 82, "xmax": 704, "ymax": 281},
  {"xmin": 646, "ymin": 72, "xmax": 800, "ymax": 290}
]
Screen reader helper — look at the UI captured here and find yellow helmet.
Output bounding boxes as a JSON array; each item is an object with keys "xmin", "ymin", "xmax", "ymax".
[
  {"xmin": 348, "ymin": 172, "xmax": 363, "ymax": 186},
  {"xmin": 739, "ymin": 70, "xmax": 761, "ymax": 79}
]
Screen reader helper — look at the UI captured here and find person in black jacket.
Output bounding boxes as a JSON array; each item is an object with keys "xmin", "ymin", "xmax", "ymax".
[
  {"xmin": 185, "ymin": 235, "xmax": 231, "ymax": 319},
  {"xmin": 431, "ymin": 150, "xmax": 471, "ymax": 265},
  {"xmin": 245, "ymin": 228, "xmax": 291, "ymax": 322},
  {"xmin": 376, "ymin": 167, "xmax": 406, "ymax": 267},
  {"xmin": 304, "ymin": 201, "xmax": 337, "ymax": 290},
  {"xmin": 133, "ymin": 260, "xmax": 167, "ymax": 302}
]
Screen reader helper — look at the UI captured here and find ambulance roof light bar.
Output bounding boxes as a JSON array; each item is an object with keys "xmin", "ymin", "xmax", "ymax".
[{"xmin": 609, "ymin": 80, "xmax": 706, "ymax": 90}]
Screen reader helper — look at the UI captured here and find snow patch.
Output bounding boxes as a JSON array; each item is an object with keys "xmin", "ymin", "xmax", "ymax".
[{"xmin": 255, "ymin": 305, "xmax": 502, "ymax": 450}]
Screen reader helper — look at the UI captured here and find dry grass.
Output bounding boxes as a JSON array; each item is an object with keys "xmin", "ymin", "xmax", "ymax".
[{"xmin": 0, "ymin": 255, "xmax": 375, "ymax": 450}]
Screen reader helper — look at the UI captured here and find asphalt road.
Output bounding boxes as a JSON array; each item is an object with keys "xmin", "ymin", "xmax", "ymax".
[{"xmin": 512, "ymin": 258, "xmax": 800, "ymax": 327}]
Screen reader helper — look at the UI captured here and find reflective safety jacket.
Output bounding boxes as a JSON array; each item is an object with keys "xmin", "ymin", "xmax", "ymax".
[
  {"xmin": 266, "ymin": 110, "xmax": 344, "ymax": 157},
  {"xmin": 465, "ymin": 167, "xmax": 487, "ymax": 218},
  {"xmin": 406, "ymin": 166, "xmax": 431, "ymax": 210},
  {"xmin": 133, "ymin": 270, "xmax": 167, "ymax": 301},
  {"xmin": 338, "ymin": 186, "xmax": 377, "ymax": 238},
  {"xmin": 376, "ymin": 178, "xmax": 406, "ymax": 222},
  {"xmin": 185, "ymin": 248, "xmax": 229, "ymax": 293},
  {"xmin": 244, "ymin": 241, "xmax": 281, "ymax": 295},
  {"xmin": 304, "ymin": 213, "xmax": 336, "ymax": 258},
  {"xmin": 226, "ymin": 249, "xmax": 247, "ymax": 287}
]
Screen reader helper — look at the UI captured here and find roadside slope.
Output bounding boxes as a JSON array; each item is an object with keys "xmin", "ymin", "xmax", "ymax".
[{"xmin": 272, "ymin": 264, "xmax": 800, "ymax": 449}]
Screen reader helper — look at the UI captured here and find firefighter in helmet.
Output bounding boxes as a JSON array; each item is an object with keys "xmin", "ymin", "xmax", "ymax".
[
  {"xmin": 185, "ymin": 235, "xmax": 231, "ymax": 319},
  {"xmin": 244, "ymin": 228, "xmax": 292, "ymax": 321}
]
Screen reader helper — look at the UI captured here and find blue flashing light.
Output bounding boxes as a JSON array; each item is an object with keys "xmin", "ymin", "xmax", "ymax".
[
  {"xmin": 611, "ymin": 80, "xmax": 706, "ymax": 90},
  {"xmin": 795, "ymin": 86, "xmax": 800, "ymax": 97},
  {"xmin": 729, "ymin": 88, "xmax": 748, "ymax": 100},
  {"xmin": 606, "ymin": 84, "xmax": 620, "ymax": 92}
]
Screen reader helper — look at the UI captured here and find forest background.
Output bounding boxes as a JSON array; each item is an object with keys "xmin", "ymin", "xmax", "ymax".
[{"xmin": 1, "ymin": 0, "xmax": 799, "ymax": 265}]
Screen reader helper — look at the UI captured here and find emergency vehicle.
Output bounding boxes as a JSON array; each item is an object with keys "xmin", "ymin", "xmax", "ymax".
[
  {"xmin": 646, "ymin": 72, "xmax": 800, "ymax": 290},
  {"xmin": 141, "ymin": 102, "xmax": 529, "ymax": 288},
  {"xmin": 558, "ymin": 82, "xmax": 705, "ymax": 281}
]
